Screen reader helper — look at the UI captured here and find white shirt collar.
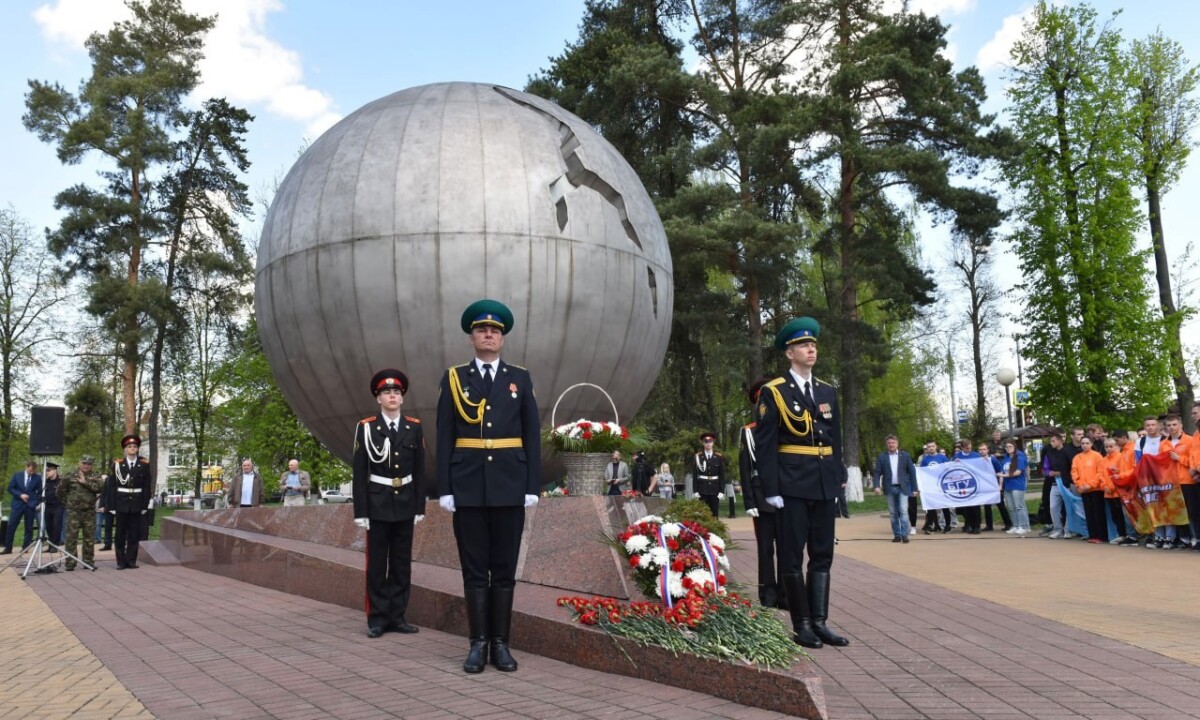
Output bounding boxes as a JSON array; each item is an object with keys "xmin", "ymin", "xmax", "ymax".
[
  {"xmin": 789, "ymin": 369, "xmax": 813, "ymax": 388},
  {"xmin": 474, "ymin": 357, "xmax": 498, "ymax": 376},
  {"xmin": 379, "ymin": 410, "xmax": 402, "ymax": 425}
]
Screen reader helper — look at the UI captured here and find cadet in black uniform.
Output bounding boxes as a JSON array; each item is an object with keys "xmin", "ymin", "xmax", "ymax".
[
  {"xmin": 741, "ymin": 379, "xmax": 788, "ymax": 610},
  {"xmin": 692, "ymin": 432, "xmax": 725, "ymax": 518},
  {"xmin": 754, "ymin": 317, "xmax": 850, "ymax": 650},
  {"xmin": 353, "ymin": 368, "xmax": 426, "ymax": 638},
  {"xmin": 102, "ymin": 434, "xmax": 152, "ymax": 569},
  {"xmin": 437, "ymin": 299, "xmax": 541, "ymax": 674}
]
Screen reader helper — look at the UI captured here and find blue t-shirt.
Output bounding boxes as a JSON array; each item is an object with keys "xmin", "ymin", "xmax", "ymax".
[
  {"xmin": 1000, "ymin": 451, "xmax": 1028, "ymax": 491},
  {"xmin": 919, "ymin": 453, "xmax": 949, "ymax": 467}
]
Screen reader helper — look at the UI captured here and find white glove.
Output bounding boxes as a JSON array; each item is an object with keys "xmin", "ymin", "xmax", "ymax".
[
  {"xmin": 765, "ymin": 496, "xmax": 784, "ymax": 509},
  {"xmin": 746, "ymin": 507, "xmax": 760, "ymax": 518},
  {"xmin": 110, "ymin": 510, "xmax": 117, "ymax": 515},
  {"xmin": 524, "ymin": 494, "xmax": 539, "ymax": 508},
  {"xmin": 354, "ymin": 517, "xmax": 370, "ymax": 530},
  {"xmin": 718, "ymin": 492, "xmax": 725, "ymax": 500},
  {"xmin": 439, "ymin": 495, "xmax": 456, "ymax": 513},
  {"xmin": 140, "ymin": 509, "xmax": 146, "ymax": 515},
  {"xmin": 413, "ymin": 514, "xmax": 424, "ymax": 524}
]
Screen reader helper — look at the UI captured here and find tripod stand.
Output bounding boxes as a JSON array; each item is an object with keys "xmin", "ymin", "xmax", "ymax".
[{"xmin": 0, "ymin": 459, "xmax": 94, "ymax": 578}]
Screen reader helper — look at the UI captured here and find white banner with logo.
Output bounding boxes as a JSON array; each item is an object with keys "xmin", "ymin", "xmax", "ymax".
[{"xmin": 916, "ymin": 457, "xmax": 1001, "ymax": 510}]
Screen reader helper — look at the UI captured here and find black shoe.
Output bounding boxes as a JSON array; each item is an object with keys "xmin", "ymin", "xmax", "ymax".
[
  {"xmin": 490, "ymin": 639, "xmax": 518, "ymax": 671},
  {"xmin": 392, "ymin": 621, "xmax": 419, "ymax": 634},
  {"xmin": 983, "ymin": 527, "xmax": 994, "ymax": 532},
  {"xmin": 759, "ymin": 585, "xmax": 779, "ymax": 609},
  {"xmin": 65, "ymin": 565, "xmax": 76, "ymax": 571},
  {"xmin": 902, "ymin": 536, "xmax": 909, "ymax": 543},
  {"xmin": 781, "ymin": 574, "xmax": 821, "ymax": 648},
  {"xmin": 116, "ymin": 564, "xmax": 126, "ymax": 570},
  {"xmin": 127, "ymin": 563, "xmax": 138, "ymax": 568},
  {"xmin": 463, "ymin": 638, "xmax": 488, "ymax": 673},
  {"xmin": 101, "ymin": 545, "xmax": 111, "ymax": 551},
  {"xmin": 923, "ymin": 529, "xmax": 932, "ymax": 535},
  {"xmin": 367, "ymin": 626, "xmax": 384, "ymax": 638},
  {"xmin": 942, "ymin": 527, "xmax": 952, "ymax": 534},
  {"xmin": 0, "ymin": 549, "xmax": 11, "ymax": 555},
  {"xmin": 489, "ymin": 587, "xmax": 518, "ymax": 671},
  {"xmin": 892, "ymin": 537, "xmax": 902, "ymax": 543}
]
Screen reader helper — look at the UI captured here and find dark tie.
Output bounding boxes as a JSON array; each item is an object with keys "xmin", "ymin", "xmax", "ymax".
[
  {"xmin": 612, "ymin": 462, "xmax": 618, "ymax": 479},
  {"xmin": 388, "ymin": 421, "xmax": 398, "ymax": 443},
  {"xmin": 803, "ymin": 381, "xmax": 814, "ymax": 406},
  {"xmin": 482, "ymin": 363, "xmax": 494, "ymax": 393}
]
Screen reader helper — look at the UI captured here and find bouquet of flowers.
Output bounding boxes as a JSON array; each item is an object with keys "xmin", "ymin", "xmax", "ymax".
[
  {"xmin": 546, "ymin": 418, "xmax": 630, "ymax": 454},
  {"xmin": 617, "ymin": 515, "xmax": 729, "ymax": 602},
  {"xmin": 542, "ymin": 485, "xmax": 570, "ymax": 498}
]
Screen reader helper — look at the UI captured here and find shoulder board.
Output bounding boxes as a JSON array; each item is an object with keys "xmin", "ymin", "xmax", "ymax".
[
  {"xmin": 714, "ymin": 451, "xmax": 724, "ymax": 457},
  {"xmin": 451, "ymin": 363, "xmax": 470, "ymax": 370},
  {"xmin": 764, "ymin": 377, "xmax": 785, "ymax": 387},
  {"xmin": 815, "ymin": 377, "xmax": 839, "ymax": 390},
  {"xmin": 404, "ymin": 415, "xmax": 421, "ymax": 424},
  {"xmin": 359, "ymin": 416, "xmax": 377, "ymax": 424},
  {"xmin": 139, "ymin": 458, "xmax": 149, "ymax": 465},
  {"xmin": 506, "ymin": 363, "xmax": 527, "ymax": 371}
]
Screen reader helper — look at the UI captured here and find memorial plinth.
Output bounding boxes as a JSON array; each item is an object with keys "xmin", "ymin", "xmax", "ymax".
[{"xmin": 159, "ymin": 498, "xmax": 826, "ymax": 719}]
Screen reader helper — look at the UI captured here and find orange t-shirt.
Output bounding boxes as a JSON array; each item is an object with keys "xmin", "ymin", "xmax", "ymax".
[
  {"xmin": 1071, "ymin": 449, "xmax": 1105, "ymax": 492},
  {"xmin": 1165, "ymin": 434, "xmax": 1195, "ymax": 485}
]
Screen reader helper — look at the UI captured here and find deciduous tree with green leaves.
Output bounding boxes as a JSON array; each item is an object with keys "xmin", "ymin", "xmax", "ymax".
[{"xmin": 1003, "ymin": 2, "xmax": 1170, "ymax": 427}]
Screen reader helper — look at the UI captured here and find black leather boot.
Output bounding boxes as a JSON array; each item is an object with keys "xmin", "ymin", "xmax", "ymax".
[
  {"xmin": 808, "ymin": 571, "xmax": 850, "ymax": 647},
  {"xmin": 781, "ymin": 574, "xmax": 821, "ymax": 648},
  {"xmin": 759, "ymin": 584, "xmax": 778, "ymax": 609},
  {"xmin": 489, "ymin": 587, "xmax": 518, "ymax": 671},
  {"xmin": 728, "ymin": 496, "xmax": 736, "ymax": 518},
  {"xmin": 462, "ymin": 589, "xmax": 489, "ymax": 674}
]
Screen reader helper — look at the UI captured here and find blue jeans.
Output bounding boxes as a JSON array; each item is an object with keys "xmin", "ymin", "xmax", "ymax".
[
  {"xmin": 886, "ymin": 486, "xmax": 911, "ymax": 537},
  {"xmin": 1004, "ymin": 489, "xmax": 1030, "ymax": 530}
]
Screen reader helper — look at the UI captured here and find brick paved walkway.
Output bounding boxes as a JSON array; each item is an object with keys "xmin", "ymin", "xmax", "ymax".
[
  {"xmin": 5, "ymin": 512, "xmax": 1200, "ymax": 719},
  {"xmin": 21, "ymin": 561, "xmax": 792, "ymax": 720}
]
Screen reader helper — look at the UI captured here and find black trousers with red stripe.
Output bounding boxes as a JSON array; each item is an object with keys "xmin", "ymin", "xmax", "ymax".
[{"xmin": 366, "ymin": 518, "xmax": 415, "ymax": 629}]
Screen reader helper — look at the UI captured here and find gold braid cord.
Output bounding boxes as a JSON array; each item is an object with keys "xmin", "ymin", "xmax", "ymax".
[
  {"xmin": 766, "ymin": 385, "xmax": 812, "ymax": 438},
  {"xmin": 448, "ymin": 367, "xmax": 485, "ymax": 425}
]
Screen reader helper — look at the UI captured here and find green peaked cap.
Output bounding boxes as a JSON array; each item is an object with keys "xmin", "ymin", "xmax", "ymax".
[
  {"xmin": 460, "ymin": 299, "xmax": 514, "ymax": 335},
  {"xmin": 774, "ymin": 317, "xmax": 820, "ymax": 351}
]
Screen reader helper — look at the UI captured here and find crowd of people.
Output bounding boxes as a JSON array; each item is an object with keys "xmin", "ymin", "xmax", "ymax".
[{"xmin": 871, "ymin": 403, "xmax": 1200, "ymax": 549}]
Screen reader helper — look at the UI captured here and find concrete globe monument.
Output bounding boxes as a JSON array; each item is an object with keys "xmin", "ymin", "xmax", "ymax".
[{"xmin": 256, "ymin": 82, "xmax": 674, "ymax": 461}]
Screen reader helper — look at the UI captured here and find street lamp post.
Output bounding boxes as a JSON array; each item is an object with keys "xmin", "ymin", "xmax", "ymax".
[{"xmin": 997, "ymin": 368, "xmax": 1017, "ymax": 433}]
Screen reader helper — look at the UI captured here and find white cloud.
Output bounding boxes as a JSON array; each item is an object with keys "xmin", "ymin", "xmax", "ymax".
[
  {"xmin": 32, "ymin": 0, "xmax": 340, "ymax": 134},
  {"xmin": 883, "ymin": 0, "xmax": 975, "ymax": 16},
  {"xmin": 977, "ymin": 8, "xmax": 1034, "ymax": 74}
]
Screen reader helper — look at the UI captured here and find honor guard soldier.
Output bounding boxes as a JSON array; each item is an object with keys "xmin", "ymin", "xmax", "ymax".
[
  {"xmin": 353, "ymin": 368, "xmax": 426, "ymax": 638},
  {"xmin": 692, "ymin": 432, "xmax": 726, "ymax": 518},
  {"xmin": 753, "ymin": 317, "xmax": 850, "ymax": 649},
  {"xmin": 437, "ymin": 299, "xmax": 541, "ymax": 674},
  {"xmin": 741, "ymin": 378, "xmax": 788, "ymax": 610},
  {"xmin": 102, "ymin": 434, "xmax": 153, "ymax": 569},
  {"xmin": 58, "ymin": 456, "xmax": 103, "ymax": 571}
]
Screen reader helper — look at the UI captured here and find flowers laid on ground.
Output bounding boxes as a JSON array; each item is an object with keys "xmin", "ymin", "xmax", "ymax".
[
  {"xmin": 552, "ymin": 511, "xmax": 802, "ymax": 668},
  {"xmin": 545, "ymin": 418, "xmax": 630, "ymax": 454},
  {"xmin": 542, "ymin": 485, "xmax": 570, "ymax": 498},
  {"xmin": 557, "ymin": 582, "xmax": 801, "ymax": 668},
  {"xmin": 618, "ymin": 515, "xmax": 729, "ymax": 601}
]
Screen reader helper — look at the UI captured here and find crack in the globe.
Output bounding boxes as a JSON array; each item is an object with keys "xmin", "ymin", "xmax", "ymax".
[{"xmin": 493, "ymin": 86, "xmax": 643, "ymax": 249}]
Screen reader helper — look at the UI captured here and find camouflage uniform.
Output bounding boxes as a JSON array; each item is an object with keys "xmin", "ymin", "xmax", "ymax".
[{"xmin": 58, "ymin": 463, "xmax": 104, "ymax": 570}]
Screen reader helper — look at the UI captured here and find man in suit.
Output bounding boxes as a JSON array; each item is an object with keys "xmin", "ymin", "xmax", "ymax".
[
  {"xmin": 227, "ymin": 459, "xmax": 265, "ymax": 508},
  {"xmin": 437, "ymin": 299, "xmax": 540, "ymax": 674},
  {"xmin": 692, "ymin": 432, "xmax": 726, "ymax": 517},
  {"xmin": 603, "ymin": 450, "xmax": 629, "ymax": 495},
  {"xmin": 872, "ymin": 435, "xmax": 918, "ymax": 542},
  {"xmin": 754, "ymin": 316, "xmax": 850, "ymax": 650},
  {"xmin": 741, "ymin": 378, "xmax": 788, "ymax": 609},
  {"xmin": 2, "ymin": 461, "xmax": 41, "ymax": 554},
  {"xmin": 279, "ymin": 459, "xmax": 311, "ymax": 507},
  {"xmin": 102, "ymin": 434, "xmax": 152, "ymax": 569},
  {"xmin": 353, "ymin": 368, "xmax": 426, "ymax": 638}
]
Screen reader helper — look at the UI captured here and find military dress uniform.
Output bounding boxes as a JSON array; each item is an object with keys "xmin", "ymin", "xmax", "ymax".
[
  {"xmin": 103, "ymin": 435, "xmax": 153, "ymax": 569},
  {"xmin": 437, "ymin": 299, "xmax": 540, "ymax": 674},
  {"xmin": 43, "ymin": 463, "xmax": 65, "ymax": 546},
  {"xmin": 740, "ymin": 380, "xmax": 787, "ymax": 610},
  {"xmin": 754, "ymin": 317, "xmax": 850, "ymax": 649},
  {"xmin": 692, "ymin": 433, "xmax": 726, "ymax": 518},
  {"xmin": 58, "ymin": 458, "xmax": 103, "ymax": 570},
  {"xmin": 353, "ymin": 368, "xmax": 426, "ymax": 636}
]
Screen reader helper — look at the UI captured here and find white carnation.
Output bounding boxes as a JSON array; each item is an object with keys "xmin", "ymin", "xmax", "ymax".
[
  {"xmin": 707, "ymin": 534, "xmax": 725, "ymax": 551},
  {"xmin": 634, "ymin": 515, "xmax": 664, "ymax": 526},
  {"xmin": 625, "ymin": 535, "xmax": 651, "ymax": 554},
  {"xmin": 667, "ymin": 571, "xmax": 684, "ymax": 599},
  {"xmin": 638, "ymin": 553, "xmax": 653, "ymax": 569},
  {"xmin": 647, "ymin": 547, "xmax": 669, "ymax": 567},
  {"xmin": 685, "ymin": 568, "xmax": 713, "ymax": 586},
  {"xmin": 717, "ymin": 553, "xmax": 730, "ymax": 569},
  {"xmin": 660, "ymin": 522, "xmax": 681, "ymax": 538}
]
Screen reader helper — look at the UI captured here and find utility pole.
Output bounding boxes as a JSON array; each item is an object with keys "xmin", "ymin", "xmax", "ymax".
[{"xmin": 948, "ymin": 340, "xmax": 959, "ymax": 441}]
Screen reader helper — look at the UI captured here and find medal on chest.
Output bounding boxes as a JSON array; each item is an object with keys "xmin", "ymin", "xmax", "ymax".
[{"xmin": 819, "ymin": 402, "xmax": 832, "ymax": 419}]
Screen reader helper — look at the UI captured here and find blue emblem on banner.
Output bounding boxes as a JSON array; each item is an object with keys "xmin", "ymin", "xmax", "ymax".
[{"xmin": 939, "ymin": 467, "xmax": 978, "ymax": 499}]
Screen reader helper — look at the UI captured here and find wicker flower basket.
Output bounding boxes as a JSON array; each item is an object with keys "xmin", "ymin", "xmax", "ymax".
[{"xmin": 551, "ymin": 383, "xmax": 621, "ymax": 497}]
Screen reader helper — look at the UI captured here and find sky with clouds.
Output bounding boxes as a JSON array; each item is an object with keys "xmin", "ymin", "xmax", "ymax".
[{"xmin": 2, "ymin": 0, "xmax": 1198, "ymax": 411}]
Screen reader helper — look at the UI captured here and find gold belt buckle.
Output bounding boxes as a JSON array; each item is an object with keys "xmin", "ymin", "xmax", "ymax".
[
  {"xmin": 391, "ymin": 477, "xmax": 402, "ymax": 488},
  {"xmin": 484, "ymin": 438, "xmax": 494, "ymax": 449}
]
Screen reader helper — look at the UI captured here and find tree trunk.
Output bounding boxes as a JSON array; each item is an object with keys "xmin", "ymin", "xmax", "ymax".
[
  {"xmin": 837, "ymin": 153, "xmax": 862, "ymax": 469},
  {"xmin": 1146, "ymin": 181, "xmax": 1196, "ymax": 430},
  {"xmin": 1, "ymin": 360, "xmax": 11, "ymax": 474},
  {"xmin": 124, "ymin": 168, "xmax": 142, "ymax": 436}
]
